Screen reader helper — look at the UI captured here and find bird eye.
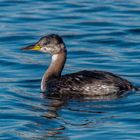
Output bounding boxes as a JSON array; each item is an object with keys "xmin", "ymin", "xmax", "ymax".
[
  {"xmin": 43, "ymin": 40, "xmax": 50, "ymax": 46},
  {"xmin": 44, "ymin": 42, "xmax": 48, "ymax": 46}
]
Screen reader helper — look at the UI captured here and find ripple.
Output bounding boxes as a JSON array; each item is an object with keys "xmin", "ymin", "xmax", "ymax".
[
  {"xmin": 0, "ymin": 0, "xmax": 140, "ymax": 139},
  {"xmin": 127, "ymin": 28, "xmax": 140, "ymax": 34}
]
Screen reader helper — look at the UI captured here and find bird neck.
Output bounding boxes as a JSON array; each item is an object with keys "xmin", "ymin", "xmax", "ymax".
[{"xmin": 41, "ymin": 51, "xmax": 67, "ymax": 92}]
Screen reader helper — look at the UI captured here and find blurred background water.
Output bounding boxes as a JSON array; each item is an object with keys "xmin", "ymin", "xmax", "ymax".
[{"xmin": 0, "ymin": 0, "xmax": 140, "ymax": 139}]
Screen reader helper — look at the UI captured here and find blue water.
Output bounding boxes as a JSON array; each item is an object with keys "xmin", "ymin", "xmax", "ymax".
[{"xmin": 0, "ymin": 0, "xmax": 140, "ymax": 139}]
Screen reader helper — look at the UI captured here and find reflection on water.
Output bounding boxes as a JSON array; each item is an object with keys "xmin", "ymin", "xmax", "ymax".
[{"xmin": 0, "ymin": 0, "xmax": 140, "ymax": 139}]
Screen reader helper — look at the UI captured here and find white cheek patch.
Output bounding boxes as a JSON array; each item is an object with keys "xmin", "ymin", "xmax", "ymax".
[
  {"xmin": 52, "ymin": 54, "xmax": 59, "ymax": 63},
  {"xmin": 49, "ymin": 54, "xmax": 59, "ymax": 67}
]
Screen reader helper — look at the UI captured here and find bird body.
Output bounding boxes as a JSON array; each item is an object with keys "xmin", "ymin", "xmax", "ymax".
[
  {"xmin": 21, "ymin": 34, "xmax": 137, "ymax": 98},
  {"xmin": 46, "ymin": 70, "xmax": 134, "ymax": 98}
]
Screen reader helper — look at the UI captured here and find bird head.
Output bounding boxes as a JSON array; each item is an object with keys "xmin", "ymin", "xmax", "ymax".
[{"xmin": 21, "ymin": 34, "xmax": 66, "ymax": 54}]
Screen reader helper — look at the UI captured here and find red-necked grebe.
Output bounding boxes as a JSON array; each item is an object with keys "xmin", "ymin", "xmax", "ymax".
[{"xmin": 21, "ymin": 34, "xmax": 138, "ymax": 98}]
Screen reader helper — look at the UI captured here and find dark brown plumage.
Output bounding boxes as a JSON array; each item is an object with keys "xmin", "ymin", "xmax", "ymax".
[{"xmin": 46, "ymin": 70, "xmax": 135, "ymax": 98}]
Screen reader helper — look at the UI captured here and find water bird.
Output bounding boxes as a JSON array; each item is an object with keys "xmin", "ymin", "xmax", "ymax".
[{"xmin": 21, "ymin": 34, "xmax": 139, "ymax": 98}]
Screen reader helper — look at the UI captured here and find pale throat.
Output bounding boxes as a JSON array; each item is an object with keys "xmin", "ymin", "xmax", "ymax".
[{"xmin": 41, "ymin": 52, "xmax": 66, "ymax": 92}]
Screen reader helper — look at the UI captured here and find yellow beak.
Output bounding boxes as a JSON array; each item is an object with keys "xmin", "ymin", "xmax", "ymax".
[{"xmin": 21, "ymin": 44, "xmax": 41, "ymax": 51}]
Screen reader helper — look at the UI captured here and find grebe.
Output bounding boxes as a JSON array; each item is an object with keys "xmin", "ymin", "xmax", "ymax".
[{"xmin": 21, "ymin": 34, "xmax": 138, "ymax": 98}]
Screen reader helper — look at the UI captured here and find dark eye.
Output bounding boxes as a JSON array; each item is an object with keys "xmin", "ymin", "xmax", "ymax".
[
  {"xmin": 43, "ymin": 42, "xmax": 48, "ymax": 46},
  {"xmin": 43, "ymin": 39, "xmax": 50, "ymax": 46}
]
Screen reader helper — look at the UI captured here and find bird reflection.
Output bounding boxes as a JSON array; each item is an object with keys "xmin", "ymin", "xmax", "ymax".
[
  {"xmin": 40, "ymin": 90, "xmax": 126, "ymax": 120},
  {"xmin": 27, "ymin": 91, "xmax": 125, "ymax": 139},
  {"xmin": 41, "ymin": 92, "xmax": 65, "ymax": 119}
]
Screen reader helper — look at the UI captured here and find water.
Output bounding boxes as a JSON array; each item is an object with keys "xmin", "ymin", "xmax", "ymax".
[{"xmin": 0, "ymin": 0, "xmax": 140, "ymax": 139}]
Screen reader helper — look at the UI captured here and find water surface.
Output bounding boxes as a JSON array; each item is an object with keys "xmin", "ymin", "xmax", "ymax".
[{"xmin": 0, "ymin": 0, "xmax": 140, "ymax": 139}]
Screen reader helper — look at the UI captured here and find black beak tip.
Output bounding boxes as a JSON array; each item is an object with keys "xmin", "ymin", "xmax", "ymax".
[
  {"xmin": 20, "ymin": 45, "xmax": 35, "ymax": 51},
  {"xmin": 20, "ymin": 47, "xmax": 26, "ymax": 50}
]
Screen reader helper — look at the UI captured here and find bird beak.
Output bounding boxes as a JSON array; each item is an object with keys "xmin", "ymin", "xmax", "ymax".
[{"xmin": 21, "ymin": 44, "xmax": 41, "ymax": 51}]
